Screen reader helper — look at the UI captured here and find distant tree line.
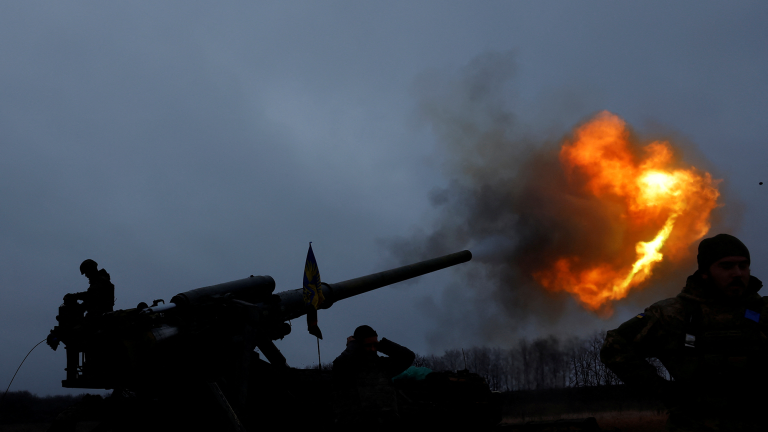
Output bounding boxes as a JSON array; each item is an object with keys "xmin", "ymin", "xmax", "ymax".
[
  {"xmin": 413, "ymin": 331, "xmax": 669, "ymax": 392},
  {"xmin": 310, "ymin": 331, "xmax": 669, "ymax": 392}
]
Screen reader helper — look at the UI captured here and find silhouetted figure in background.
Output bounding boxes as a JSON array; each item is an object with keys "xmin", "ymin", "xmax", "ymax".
[
  {"xmin": 332, "ymin": 325, "xmax": 415, "ymax": 428},
  {"xmin": 64, "ymin": 259, "xmax": 115, "ymax": 317},
  {"xmin": 46, "ymin": 259, "xmax": 116, "ymax": 373}
]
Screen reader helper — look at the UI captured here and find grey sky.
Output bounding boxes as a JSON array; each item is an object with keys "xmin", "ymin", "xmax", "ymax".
[{"xmin": 1, "ymin": 2, "xmax": 766, "ymax": 395}]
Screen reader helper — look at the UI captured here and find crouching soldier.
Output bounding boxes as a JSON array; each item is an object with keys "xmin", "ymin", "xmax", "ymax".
[{"xmin": 332, "ymin": 325, "xmax": 415, "ymax": 429}]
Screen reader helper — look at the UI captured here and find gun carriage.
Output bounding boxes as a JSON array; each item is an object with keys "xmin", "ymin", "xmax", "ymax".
[{"xmin": 49, "ymin": 251, "xmax": 485, "ymax": 431}]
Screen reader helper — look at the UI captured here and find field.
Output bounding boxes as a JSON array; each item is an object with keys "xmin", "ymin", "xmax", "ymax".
[
  {"xmin": 0, "ymin": 414, "xmax": 667, "ymax": 431},
  {"xmin": 593, "ymin": 411, "xmax": 666, "ymax": 432},
  {"xmin": 497, "ymin": 386, "xmax": 667, "ymax": 431},
  {"xmin": 501, "ymin": 410, "xmax": 666, "ymax": 431},
  {"xmin": 1, "ymin": 386, "xmax": 668, "ymax": 431},
  {"xmin": 0, "ymin": 422, "xmax": 97, "ymax": 432}
]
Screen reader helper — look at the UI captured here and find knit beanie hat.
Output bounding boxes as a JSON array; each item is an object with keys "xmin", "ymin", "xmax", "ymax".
[
  {"xmin": 697, "ymin": 234, "xmax": 750, "ymax": 272},
  {"xmin": 353, "ymin": 325, "xmax": 378, "ymax": 340}
]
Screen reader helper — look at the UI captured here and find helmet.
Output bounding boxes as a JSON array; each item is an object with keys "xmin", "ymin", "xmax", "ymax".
[{"xmin": 79, "ymin": 259, "xmax": 98, "ymax": 275}]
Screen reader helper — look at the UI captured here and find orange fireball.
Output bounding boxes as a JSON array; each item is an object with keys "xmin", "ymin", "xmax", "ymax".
[{"xmin": 533, "ymin": 111, "xmax": 720, "ymax": 315}]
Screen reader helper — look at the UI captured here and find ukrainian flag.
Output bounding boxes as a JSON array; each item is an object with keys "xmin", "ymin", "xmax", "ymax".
[{"xmin": 303, "ymin": 243, "xmax": 325, "ymax": 309}]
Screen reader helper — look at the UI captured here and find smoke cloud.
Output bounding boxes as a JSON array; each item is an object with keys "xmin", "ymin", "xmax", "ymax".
[{"xmin": 384, "ymin": 52, "xmax": 734, "ymax": 350}]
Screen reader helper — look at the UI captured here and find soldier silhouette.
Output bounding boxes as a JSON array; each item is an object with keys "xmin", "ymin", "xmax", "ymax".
[
  {"xmin": 64, "ymin": 259, "xmax": 115, "ymax": 317},
  {"xmin": 332, "ymin": 325, "xmax": 415, "ymax": 428}
]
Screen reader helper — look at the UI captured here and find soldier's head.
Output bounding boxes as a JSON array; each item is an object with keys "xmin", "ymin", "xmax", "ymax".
[
  {"xmin": 697, "ymin": 234, "xmax": 751, "ymax": 298},
  {"xmin": 79, "ymin": 259, "xmax": 98, "ymax": 277},
  {"xmin": 354, "ymin": 325, "xmax": 378, "ymax": 352}
]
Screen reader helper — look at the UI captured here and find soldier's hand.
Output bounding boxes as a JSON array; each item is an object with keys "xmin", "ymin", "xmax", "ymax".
[
  {"xmin": 63, "ymin": 293, "xmax": 80, "ymax": 305},
  {"xmin": 347, "ymin": 336, "xmax": 355, "ymax": 342}
]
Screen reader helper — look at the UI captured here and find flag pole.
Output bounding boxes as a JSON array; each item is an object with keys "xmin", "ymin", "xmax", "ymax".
[{"xmin": 316, "ymin": 337, "xmax": 321, "ymax": 370}]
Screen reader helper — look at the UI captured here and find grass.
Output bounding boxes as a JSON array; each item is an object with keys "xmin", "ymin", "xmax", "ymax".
[
  {"xmin": 0, "ymin": 421, "xmax": 99, "ymax": 432},
  {"xmin": 502, "ymin": 409, "xmax": 667, "ymax": 431},
  {"xmin": 1, "ymin": 414, "xmax": 667, "ymax": 432},
  {"xmin": 0, "ymin": 424, "xmax": 49, "ymax": 432},
  {"xmin": 595, "ymin": 411, "xmax": 667, "ymax": 432}
]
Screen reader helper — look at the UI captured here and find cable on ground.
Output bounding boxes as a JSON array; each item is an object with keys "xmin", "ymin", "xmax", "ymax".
[{"xmin": 0, "ymin": 338, "xmax": 47, "ymax": 408}]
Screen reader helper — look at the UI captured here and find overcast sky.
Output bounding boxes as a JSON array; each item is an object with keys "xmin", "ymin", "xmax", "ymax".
[{"xmin": 1, "ymin": 2, "xmax": 766, "ymax": 396}]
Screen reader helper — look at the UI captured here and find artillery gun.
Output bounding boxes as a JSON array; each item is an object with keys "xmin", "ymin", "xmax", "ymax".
[{"xmin": 47, "ymin": 250, "xmax": 492, "ymax": 431}]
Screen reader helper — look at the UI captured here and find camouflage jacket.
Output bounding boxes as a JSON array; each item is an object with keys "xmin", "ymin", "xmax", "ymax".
[
  {"xmin": 601, "ymin": 271, "xmax": 767, "ymax": 407},
  {"xmin": 332, "ymin": 338, "xmax": 415, "ymax": 420}
]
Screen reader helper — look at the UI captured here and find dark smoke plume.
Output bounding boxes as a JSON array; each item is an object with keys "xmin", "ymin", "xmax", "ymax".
[{"xmin": 383, "ymin": 52, "xmax": 734, "ymax": 350}]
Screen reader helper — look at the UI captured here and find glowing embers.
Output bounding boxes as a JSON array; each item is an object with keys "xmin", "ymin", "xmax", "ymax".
[{"xmin": 534, "ymin": 111, "xmax": 719, "ymax": 315}]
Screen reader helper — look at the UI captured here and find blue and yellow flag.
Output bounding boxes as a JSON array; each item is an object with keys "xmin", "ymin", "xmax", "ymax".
[{"xmin": 303, "ymin": 243, "xmax": 325, "ymax": 309}]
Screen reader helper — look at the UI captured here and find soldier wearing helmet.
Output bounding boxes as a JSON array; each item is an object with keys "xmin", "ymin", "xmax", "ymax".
[
  {"xmin": 64, "ymin": 259, "xmax": 115, "ymax": 317},
  {"xmin": 601, "ymin": 234, "xmax": 766, "ymax": 431}
]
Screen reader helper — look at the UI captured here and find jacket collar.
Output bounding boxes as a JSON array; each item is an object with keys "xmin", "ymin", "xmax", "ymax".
[{"xmin": 677, "ymin": 270, "xmax": 763, "ymax": 305}]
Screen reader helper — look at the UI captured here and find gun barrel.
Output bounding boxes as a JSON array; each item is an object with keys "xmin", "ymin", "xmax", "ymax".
[
  {"xmin": 171, "ymin": 275, "xmax": 276, "ymax": 306},
  {"xmin": 327, "ymin": 250, "xmax": 472, "ymax": 303},
  {"xmin": 275, "ymin": 250, "xmax": 471, "ymax": 321}
]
